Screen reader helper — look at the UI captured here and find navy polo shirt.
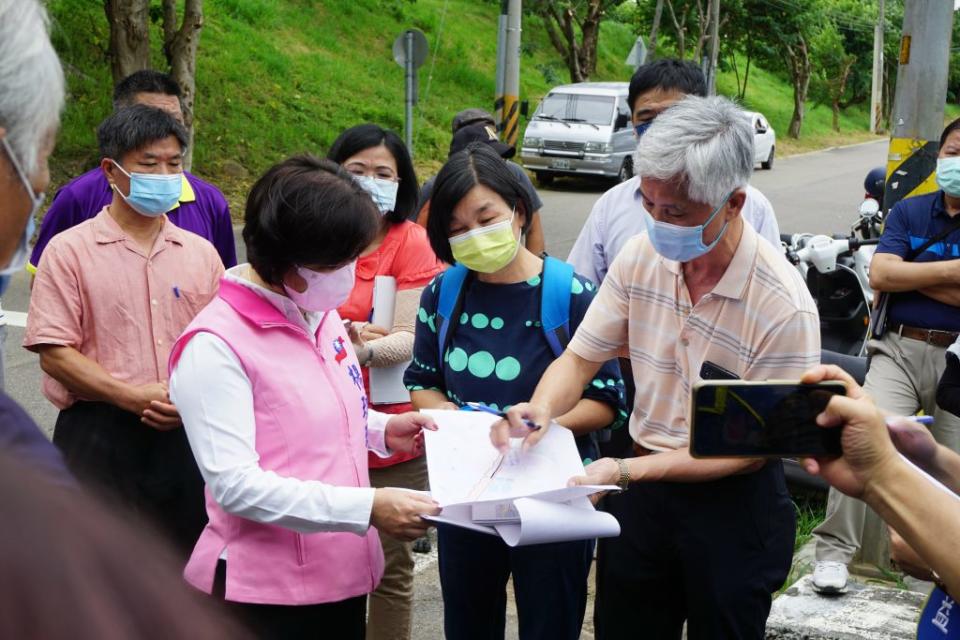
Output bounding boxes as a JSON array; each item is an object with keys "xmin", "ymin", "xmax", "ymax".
[{"xmin": 878, "ymin": 190, "xmax": 960, "ymax": 331}]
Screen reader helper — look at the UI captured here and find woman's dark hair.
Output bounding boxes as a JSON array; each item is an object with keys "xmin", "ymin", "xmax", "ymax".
[
  {"xmin": 426, "ymin": 143, "xmax": 533, "ymax": 264},
  {"xmin": 326, "ymin": 124, "xmax": 419, "ymax": 224},
  {"xmin": 941, "ymin": 117, "xmax": 960, "ymax": 149},
  {"xmin": 243, "ymin": 155, "xmax": 380, "ymax": 286},
  {"xmin": 0, "ymin": 453, "xmax": 250, "ymax": 640}
]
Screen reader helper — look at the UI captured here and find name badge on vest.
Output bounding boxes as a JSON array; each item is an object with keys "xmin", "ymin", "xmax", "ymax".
[{"xmin": 918, "ymin": 586, "xmax": 958, "ymax": 639}]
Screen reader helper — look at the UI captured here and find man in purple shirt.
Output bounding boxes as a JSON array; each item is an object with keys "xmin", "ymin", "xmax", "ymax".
[{"xmin": 28, "ymin": 70, "xmax": 237, "ymax": 272}]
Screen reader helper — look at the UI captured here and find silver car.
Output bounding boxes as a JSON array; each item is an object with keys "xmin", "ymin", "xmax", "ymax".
[{"xmin": 519, "ymin": 82, "xmax": 635, "ymax": 186}]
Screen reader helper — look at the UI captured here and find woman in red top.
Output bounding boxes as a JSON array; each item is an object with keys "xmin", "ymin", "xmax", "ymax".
[{"xmin": 329, "ymin": 124, "xmax": 443, "ymax": 640}]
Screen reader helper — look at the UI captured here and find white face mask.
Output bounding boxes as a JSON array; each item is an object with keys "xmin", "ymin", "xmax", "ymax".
[
  {"xmin": 0, "ymin": 137, "xmax": 45, "ymax": 296},
  {"xmin": 353, "ymin": 175, "xmax": 399, "ymax": 215},
  {"xmin": 283, "ymin": 261, "xmax": 357, "ymax": 312}
]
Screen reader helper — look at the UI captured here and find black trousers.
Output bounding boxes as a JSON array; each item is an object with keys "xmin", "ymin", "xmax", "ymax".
[
  {"xmin": 53, "ymin": 401, "xmax": 207, "ymax": 559},
  {"xmin": 213, "ymin": 561, "xmax": 367, "ymax": 640},
  {"xmin": 595, "ymin": 461, "xmax": 796, "ymax": 640}
]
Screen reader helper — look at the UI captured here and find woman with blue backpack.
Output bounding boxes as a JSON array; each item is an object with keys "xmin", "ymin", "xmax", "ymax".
[{"xmin": 403, "ymin": 143, "xmax": 626, "ymax": 640}]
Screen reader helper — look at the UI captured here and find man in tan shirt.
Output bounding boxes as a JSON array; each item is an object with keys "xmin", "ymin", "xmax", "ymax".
[
  {"xmin": 497, "ymin": 96, "xmax": 820, "ymax": 639},
  {"xmin": 25, "ymin": 105, "xmax": 223, "ymax": 556}
]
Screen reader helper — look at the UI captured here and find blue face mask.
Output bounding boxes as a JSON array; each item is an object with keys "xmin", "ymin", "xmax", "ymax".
[
  {"xmin": 111, "ymin": 160, "xmax": 183, "ymax": 217},
  {"xmin": 0, "ymin": 137, "xmax": 44, "ymax": 297},
  {"xmin": 641, "ymin": 192, "xmax": 733, "ymax": 262},
  {"xmin": 634, "ymin": 121, "xmax": 653, "ymax": 139},
  {"xmin": 353, "ymin": 174, "xmax": 399, "ymax": 215},
  {"xmin": 936, "ymin": 157, "xmax": 960, "ymax": 197}
]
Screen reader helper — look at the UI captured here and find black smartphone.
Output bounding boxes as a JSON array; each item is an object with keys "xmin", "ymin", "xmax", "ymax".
[
  {"xmin": 700, "ymin": 360, "xmax": 739, "ymax": 381},
  {"xmin": 689, "ymin": 380, "xmax": 846, "ymax": 458}
]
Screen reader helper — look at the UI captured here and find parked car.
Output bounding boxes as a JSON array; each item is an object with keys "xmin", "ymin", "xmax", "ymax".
[
  {"xmin": 519, "ymin": 82, "xmax": 635, "ymax": 186},
  {"xmin": 747, "ymin": 110, "xmax": 776, "ymax": 170}
]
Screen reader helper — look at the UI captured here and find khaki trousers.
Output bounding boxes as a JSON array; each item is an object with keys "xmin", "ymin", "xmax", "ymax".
[
  {"xmin": 366, "ymin": 456, "xmax": 429, "ymax": 640},
  {"xmin": 814, "ymin": 332, "xmax": 960, "ymax": 563}
]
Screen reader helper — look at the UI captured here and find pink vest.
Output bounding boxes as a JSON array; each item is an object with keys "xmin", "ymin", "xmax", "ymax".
[{"xmin": 169, "ymin": 278, "xmax": 384, "ymax": 605}]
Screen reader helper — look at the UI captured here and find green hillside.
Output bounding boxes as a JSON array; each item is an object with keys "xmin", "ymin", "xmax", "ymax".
[{"xmin": 47, "ymin": 0, "xmax": 916, "ymax": 207}]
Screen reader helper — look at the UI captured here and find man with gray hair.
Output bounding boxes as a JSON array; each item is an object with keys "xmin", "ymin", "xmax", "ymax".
[
  {"xmin": 497, "ymin": 96, "xmax": 820, "ymax": 638},
  {"xmin": 0, "ymin": 0, "xmax": 71, "ymax": 482}
]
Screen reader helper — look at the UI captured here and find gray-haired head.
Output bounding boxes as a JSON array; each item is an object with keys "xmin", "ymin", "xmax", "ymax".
[
  {"xmin": 0, "ymin": 0, "xmax": 65, "ymax": 174},
  {"xmin": 97, "ymin": 105, "xmax": 189, "ymax": 162},
  {"xmin": 635, "ymin": 95, "xmax": 754, "ymax": 207}
]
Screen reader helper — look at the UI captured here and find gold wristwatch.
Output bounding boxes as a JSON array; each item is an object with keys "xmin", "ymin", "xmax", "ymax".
[{"xmin": 613, "ymin": 458, "xmax": 630, "ymax": 491}]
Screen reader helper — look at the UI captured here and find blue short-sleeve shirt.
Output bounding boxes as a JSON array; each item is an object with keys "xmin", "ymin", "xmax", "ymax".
[{"xmin": 877, "ymin": 190, "xmax": 960, "ymax": 331}]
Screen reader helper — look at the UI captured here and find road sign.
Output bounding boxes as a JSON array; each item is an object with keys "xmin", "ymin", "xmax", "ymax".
[
  {"xmin": 625, "ymin": 36, "xmax": 647, "ymax": 68},
  {"xmin": 393, "ymin": 29, "xmax": 429, "ymax": 69}
]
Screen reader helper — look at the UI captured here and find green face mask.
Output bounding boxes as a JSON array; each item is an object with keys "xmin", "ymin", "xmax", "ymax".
[{"xmin": 449, "ymin": 209, "xmax": 520, "ymax": 273}]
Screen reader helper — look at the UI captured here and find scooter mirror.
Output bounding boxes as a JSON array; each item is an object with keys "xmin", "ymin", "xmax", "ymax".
[{"xmin": 859, "ymin": 198, "xmax": 880, "ymax": 217}]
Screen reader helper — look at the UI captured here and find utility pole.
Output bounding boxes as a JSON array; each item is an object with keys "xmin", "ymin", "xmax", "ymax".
[
  {"xmin": 500, "ymin": 0, "xmax": 522, "ymax": 147},
  {"xmin": 707, "ymin": 0, "xmax": 720, "ymax": 95},
  {"xmin": 494, "ymin": 1, "xmax": 508, "ymax": 130},
  {"xmin": 869, "ymin": 0, "xmax": 885, "ymax": 134},
  {"xmin": 854, "ymin": 0, "xmax": 953, "ymax": 575},
  {"xmin": 881, "ymin": 1, "xmax": 953, "ymax": 214}
]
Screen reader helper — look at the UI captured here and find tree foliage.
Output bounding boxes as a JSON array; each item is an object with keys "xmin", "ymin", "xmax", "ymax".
[
  {"xmin": 534, "ymin": 0, "xmax": 622, "ymax": 83},
  {"xmin": 102, "ymin": 0, "xmax": 204, "ymax": 169}
]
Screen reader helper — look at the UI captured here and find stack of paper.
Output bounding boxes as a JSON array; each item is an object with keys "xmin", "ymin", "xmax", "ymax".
[
  {"xmin": 422, "ymin": 409, "xmax": 621, "ymax": 546},
  {"xmin": 369, "ymin": 276, "xmax": 410, "ymax": 404}
]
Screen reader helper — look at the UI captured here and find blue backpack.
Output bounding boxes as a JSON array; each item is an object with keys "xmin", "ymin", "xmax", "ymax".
[
  {"xmin": 436, "ymin": 256, "xmax": 574, "ymax": 361},
  {"xmin": 434, "ymin": 257, "xmax": 613, "ymax": 445}
]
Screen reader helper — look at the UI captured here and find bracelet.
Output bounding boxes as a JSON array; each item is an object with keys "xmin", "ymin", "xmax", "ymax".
[{"xmin": 613, "ymin": 458, "xmax": 630, "ymax": 491}]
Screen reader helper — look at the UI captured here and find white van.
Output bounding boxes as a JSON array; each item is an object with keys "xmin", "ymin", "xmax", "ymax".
[{"xmin": 519, "ymin": 82, "xmax": 634, "ymax": 186}]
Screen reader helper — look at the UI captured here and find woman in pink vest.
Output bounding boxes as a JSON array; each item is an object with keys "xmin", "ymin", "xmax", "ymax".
[
  {"xmin": 168, "ymin": 156, "xmax": 441, "ymax": 640},
  {"xmin": 328, "ymin": 124, "xmax": 443, "ymax": 640}
]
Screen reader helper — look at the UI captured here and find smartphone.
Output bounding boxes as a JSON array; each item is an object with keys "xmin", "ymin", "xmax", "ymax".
[
  {"xmin": 689, "ymin": 380, "xmax": 846, "ymax": 458},
  {"xmin": 700, "ymin": 360, "xmax": 739, "ymax": 381}
]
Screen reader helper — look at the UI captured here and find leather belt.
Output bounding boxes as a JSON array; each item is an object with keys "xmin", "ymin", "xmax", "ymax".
[{"xmin": 891, "ymin": 323, "xmax": 960, "ymax": 348}]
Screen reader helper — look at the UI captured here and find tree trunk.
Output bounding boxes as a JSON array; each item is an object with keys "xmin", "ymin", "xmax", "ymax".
[
  {"xmin": 648, "ymin": 0, "xmax": 665, "ymax": 60},
  {"xmin": 785, "ymin": 37, "xmax": 811, "ymax": 138},
  {"xmin": 831, "ymin": 59, "xmax": 854, "ymax": 133},
  {"xmin": 103, "ymin": 0, "xmax": 150, "ymax": 84},
  {"xmin": 692, "ymin": 0, "xmax": 709, "ymax": 63},
  {"xmin": 539, "ymin": 1, "xmax": 607, "ymax": 83},
  {"xmin": 741, "ymin": 52, "xmax": 752, "ymax": 100},
  {"xmin": 665, "ymin": 0, "xmax": 685, "ymax": 60},
  {"xmin": 162, "ymin": 0, "xmax": 204, "ymax": 170}
]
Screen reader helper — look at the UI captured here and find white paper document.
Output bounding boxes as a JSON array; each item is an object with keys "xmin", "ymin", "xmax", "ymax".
[
  {"xmin": 422, "ymin": 409, "xmax": 621, "ymax": 546},
  {"xmin": 369, "ymin": 275, "xmax": 410, "ymax": 405}
]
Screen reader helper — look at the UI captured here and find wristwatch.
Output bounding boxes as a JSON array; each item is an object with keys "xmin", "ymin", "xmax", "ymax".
[{"xmin": 613, "ymin": 458, "xmax": 630, "ymax": 491}]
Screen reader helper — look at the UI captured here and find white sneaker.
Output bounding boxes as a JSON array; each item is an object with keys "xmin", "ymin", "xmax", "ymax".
[{"xmin": 812, "ymin": 561, "xmax": 849, "ymax": 594}]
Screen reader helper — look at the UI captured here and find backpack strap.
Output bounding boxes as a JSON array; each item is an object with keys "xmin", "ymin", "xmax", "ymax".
[
  {"xmin": 436, "ymin": 264, "xmax": 470, "ymax": 362},
  {"xmin": 540, "ymin": 256, "xmax": 575, "ymax": 357}
]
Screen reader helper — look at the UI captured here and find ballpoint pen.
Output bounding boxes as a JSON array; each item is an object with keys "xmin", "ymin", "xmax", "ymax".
[
  {"xmin": 886, "ymin": 415, "xmax": 934, "ymax": 427},
  {"xmin": 464, "ymin": 401, "xmax": 541, "ymax": 431}
]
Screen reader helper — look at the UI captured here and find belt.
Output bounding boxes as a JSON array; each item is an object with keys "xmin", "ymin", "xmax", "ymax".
[
  {"xmin": 891, "ymin": 323, "xmax": 960, "ymax": 348},
  {"xmin": 632, "ymin": 442, "xmax": 659, "ymax": 457}
]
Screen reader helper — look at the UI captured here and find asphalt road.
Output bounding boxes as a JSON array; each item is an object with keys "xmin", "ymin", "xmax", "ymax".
[{"xmin": 0, "ymin": 138, "xmax": 888, "ymax": 639}]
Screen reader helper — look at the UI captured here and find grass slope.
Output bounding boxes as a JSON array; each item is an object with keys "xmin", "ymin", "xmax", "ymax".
[
  {"xmin": 47, "ymin": 0, "xmax": 636, "ymax": 196},
  {"xmin": 47, "ymin": 0, "xmax": 938, "ymax": 207}
]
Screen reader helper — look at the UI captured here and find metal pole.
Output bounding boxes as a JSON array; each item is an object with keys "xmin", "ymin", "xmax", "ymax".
[
  {"xmin": 707, "ymin": 0, "xmax": 720, "ymax": 96},
  {"xmin": 869, "ymin": 0, "xmax": 885, "ymax": 134},
  {"xmin": 404, "ymin": 31, "xmax": 414, "ymax": 157},
  {"xmin": 501, "ymin": 0, "xmax": 522, "ymax": 148},
  {"xmin": 494, "ymin": 0, "xmax": 508, "ymax": 134},
  {"xmin": 881, "ymin": 0, "xmax": 953, "ymax": 214}
]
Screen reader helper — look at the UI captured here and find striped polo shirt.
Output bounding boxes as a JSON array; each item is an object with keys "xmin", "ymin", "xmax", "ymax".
[{"xmin": 569, "ymin": 222, "xmax": 820, "ymax": 451}]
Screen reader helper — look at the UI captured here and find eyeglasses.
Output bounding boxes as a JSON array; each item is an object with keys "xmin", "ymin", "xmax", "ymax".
[{"xmin": 345, "ymin": 166, "xmax": 400, "ymax": 183}]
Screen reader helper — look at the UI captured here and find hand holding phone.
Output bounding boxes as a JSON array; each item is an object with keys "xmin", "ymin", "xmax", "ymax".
[{"xmin": 690, "ymin": 380, "xmax": 846, "ymax": 459}]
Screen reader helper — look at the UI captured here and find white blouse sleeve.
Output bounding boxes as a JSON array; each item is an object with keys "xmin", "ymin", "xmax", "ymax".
[{"xmin": 169, "ymin": 332, "xmax": 376, "ymax": 535}]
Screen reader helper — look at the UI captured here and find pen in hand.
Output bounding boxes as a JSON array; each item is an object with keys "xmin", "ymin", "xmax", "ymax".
[{"xmin": 465, "ymin": 402, "xmax": 541, "ymax": 431}]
